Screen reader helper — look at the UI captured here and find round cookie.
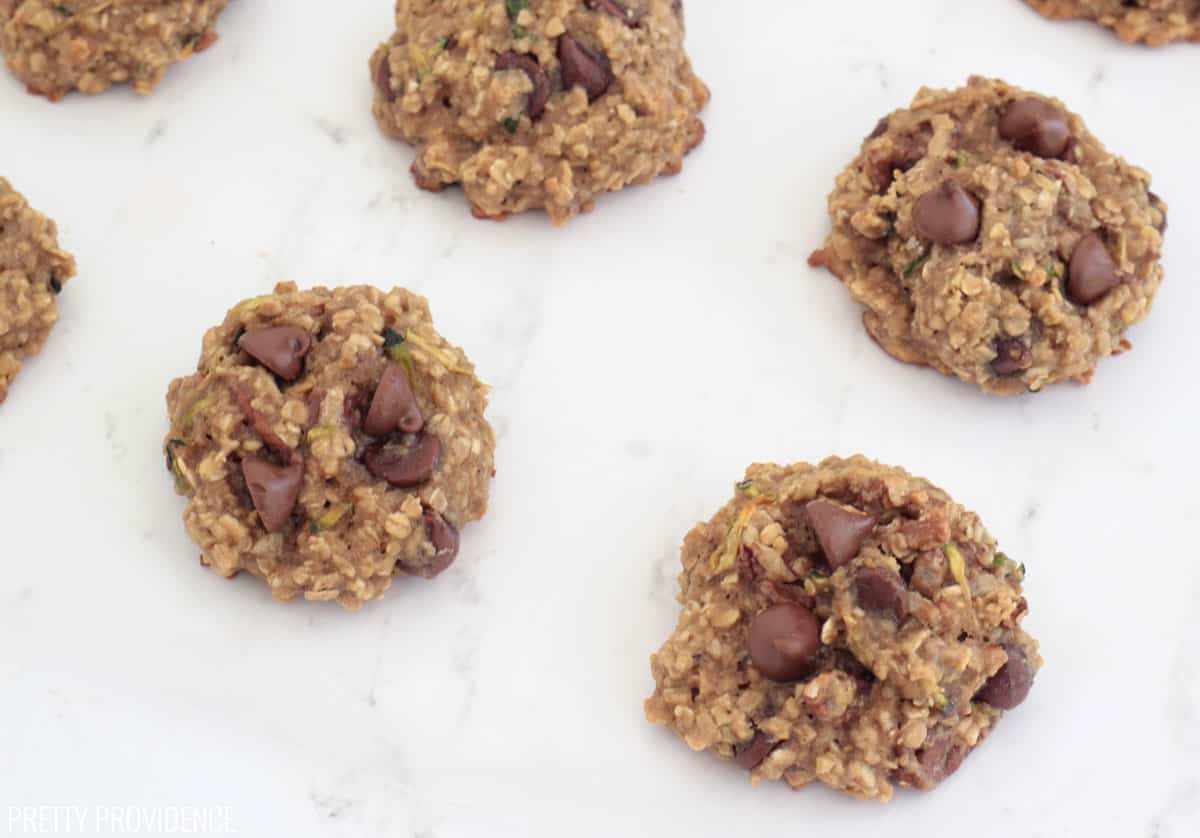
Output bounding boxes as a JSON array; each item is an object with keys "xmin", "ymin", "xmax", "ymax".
[
  {"xmin": 1025, "ymin": 0, "xmax": 1200, "ymax": 46},
  {"xmin": 0, "ymin": 177, "xmax": 75, "ymax": 405},
  {"xmin": 809, "ymin": 76, "xmax": 1166, "ymax": 396},
  {"xmin": 645, "ymin": 456, "xmax": 1040, "ymax": 801},
  {"xmin": 164, "ymin": 282, "xmax": 495, "ymax": 609},
  {"xmin": 0, "ymin": 0, "xmax": 227, "ymax": 100},
  {"xmin": 369, "ymin": 0, "xmax": 709, "ymax": 224}
]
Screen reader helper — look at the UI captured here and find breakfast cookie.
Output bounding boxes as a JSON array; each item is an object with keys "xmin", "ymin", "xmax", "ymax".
[
  {"xmin": 645, "ymin": 456, "xmax": 1040, "ymax": 801},
  {"xmin": 0, "ymin": 0, "xmax": 227, "ymax": 100},
  {"xmin": 1025, "ymin": 0, "xmax": 1200, "ymax": 45},
  {"xmin": 0, "ymin": 177, "xmax": 75, "ymax": 405},
  {"xmin": 809, "ymin": 76, "xmax": 1166, "ymax": 395},
  {"xmin": 164, "ymin": 282, "xmax": 495, "ymax": 609},
  {"xmin": 370, "ymin": 0, "xmax": 709, "ymax": 224}
]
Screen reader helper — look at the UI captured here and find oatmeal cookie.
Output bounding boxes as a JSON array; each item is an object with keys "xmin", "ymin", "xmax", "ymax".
[
  {"xmin": 1025, "ymin": 0, "xmax": 1200, "ymax": 45},
  {"xmin": 645, "ymin": 456, "xmax": 1040, "ymax": 801},
  {"xmin": 164, "ymin": 282, "xmax": 495, "ymax": 609},
  {"xmin": 0, "ymin": 0, "xmax": 227, "ymax": 100},
  {"xmin": 0, "ymin": 177, "xmax": 75, "ymax": 405},
  {"xmin": 809, "ymin": 76, "xmax": 1166, "ymax": 395},
  {"xmin": 370, "ymin": 0, "xmax": 709, "ymax": 224}
]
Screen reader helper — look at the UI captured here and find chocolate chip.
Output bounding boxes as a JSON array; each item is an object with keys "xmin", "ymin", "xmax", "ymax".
[
  {"xmin": 363, "ymin": 433, "xmax": 441, "ymax": 487},
  {"xmin": 733, "ymin": 732, "xmax": 778, "ymax": 770},
  {"xmin": 364, "ymin": 362, "xmax": 423, "ymax": 437},
  {"xmin": 975, "ymin": 645, "xmax": 1034, "ymax": 709},
  {"xmin": 748, "ymin": 602, "xmax": 821, "ymax": 682},
  {"xmin": 805, "ymin": 499, "xmax": 878, "ymax": 569},
  {"xmin": 374, "ymin": 50, "xmax": 395, "ymax": 102},
  {"xmin": 585, "ymin": 0, "xmax": 644, "ymax": 26},
  {"xmin": 1067, "ymin": 233, "xmax": 1119, "ymax": 305},
  {"xmin": 241, "ymin": 456, "xmax": 304, "ymax": 533},
  {"xmin": 853, "ymin": 567, "xmax": 907, "ymax": 622},
  {"xmin": 998, "ymin": 98, "xmax": 1070, "ymax": 159},
  {"xmin": 991, "ymin": 336, "xmax": 1033, "ymax": 376},
  {"xmin": 238, "ymin": 326, "xmax": 312, "ymax": 382},
  {"xmin": 303, "ymin": 388, "xmax": 325, "ymax": 430},
  {"xmin": 867, "ymin": 116, "xmax": 889, "ymax": 140},
  {"xmin": 1148, "ymin": 191, "xmax": 1168, "ymax": 234},
  {"xmin": 49, "ymin": 275, "xmax": 62, "ymax": 294},
  {"xmin": 495, "ymin": 52, "xmax": 549, "ymax": 119},
  {"xmin": 557, "ymin": 33, "xmax": 612, "ymax": 102},
  {"xmin": 423, "ymin": 505, "xmax": 460, "ymax": 576},
  {"xmin": 912, "ymin": 180, "xmax": 981, "ymax": 245}
]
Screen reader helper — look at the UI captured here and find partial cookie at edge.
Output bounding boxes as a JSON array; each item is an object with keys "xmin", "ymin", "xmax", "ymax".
[
  {"xmin": 0, "ymin": 0, "xmax": 228, "ymax": 100},
  {"xmin": 370, "ymin": 0, "xmax": 709, "ymax": 224},
  {"xmin": 1025, "ymin": 0, "xmax": 1200, "ymax": 46},
  {"xmin": 0, "ymin": 177, "xmax": 75, "ymax": 404}
]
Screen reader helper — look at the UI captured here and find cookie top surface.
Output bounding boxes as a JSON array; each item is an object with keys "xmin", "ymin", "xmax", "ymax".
[
  {"xmin": 0, "ymin": 0, "xmax": 227, "ymax": 99},
  {"xmin": 370, "ymin": 0, "xmax": 709, "ymax": 224},
  {"xmin": 0, "ymin": 177, "xmax": 75, "ymax": 405},
  {"xmin": 164, "ymin": 282, "xmax": 495, "ymax": 609},
  {"xmin": 812, "ymin": 76, "xmax": 1166, "ymax": 395},
  {"xmin": 1026, "ymin": 0, "xmax": 1200, "ymax": 45},
  {"xmin": 645, "ymin": 456, "xmax": 1039, "ymax": 801}
]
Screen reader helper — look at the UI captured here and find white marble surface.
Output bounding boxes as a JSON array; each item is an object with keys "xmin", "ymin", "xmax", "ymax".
[{"xmin": 2, "ymin": 1, "xmax": 1199, "ymax": 835}]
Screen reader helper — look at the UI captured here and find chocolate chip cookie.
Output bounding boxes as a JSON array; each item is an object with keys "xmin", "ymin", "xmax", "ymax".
[
  {"xmin": 0, "ymin": 0, "xmax": 227, "ymax": 100},
  {"xmin": 164, "ymin": 282, "xmax": 495, "ymax": 609},
  {"xmin": 370, "ymin": 0, "xmax": 709, "ymax": 224},
  {"xmin": 1025, "ymin": 0, "xmax": 1200, "ymax": 45},
  {"xmin": 809, "ymin": 76, "xmax": 1166, "ymax": 395},
  {"xmin": 645, "ymin": 456, "xmax": 1040, "ymax": 801},
  {"xmin": 0, "ymin": 177, "xmax": 75, "ymax": 405}
]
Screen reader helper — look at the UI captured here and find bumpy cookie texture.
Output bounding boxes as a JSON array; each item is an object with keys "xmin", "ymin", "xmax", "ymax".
[
  {"xmin": 370, "ymin": 0, "xmax": 709, "ymax": 224},
  {"xmin": 809, "ymin": 77, "xmax": 1166, "ymax": 396},
  {"xmin": 164, "ymin": 282, "xmax": 495, "ymax": 609},
  {"xmin": 0, "ymin": 0, "xmax": 227, "ymax": 100},
  {"xmin": 0, "ymin": 177, "xmax": 75, "ymax": 405},
  {"xmin": 1026, "ymin": 0, "xmax": 1200, "ymax": 45},
  {"xmin": 645, "ymin": 457, "xmax": 1040, "ymax": 801}
]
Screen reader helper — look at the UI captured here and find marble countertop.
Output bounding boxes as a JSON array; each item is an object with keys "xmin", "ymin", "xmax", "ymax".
[{"xmin": 2, "ymin": 1, "xmax": 1198, "ymax": 836}]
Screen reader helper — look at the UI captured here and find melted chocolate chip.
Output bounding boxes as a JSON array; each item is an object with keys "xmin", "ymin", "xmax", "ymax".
[
  {"xmin": 363, "ymin": 433, "xmax": 441, "ymax": 487},
  {"xmin": 364, "ymin": 362, "xmax": 423, "ymax": 437},
  {"xmin": 914, "ymin": 735, "xmax": 969, "ymax": 789},
  {"xmin": 230, "ymin": 382, "xmax": 299, "ymax": 465},
  {"xmin": 374, "ymin": 50, "xmax": 396, "ymax": 102},
  {"xmin": 975, "ymin": 645, "xmax": 1034, "ymax": 709},
  {"xmin": 912, "ymin": 181, "xmax": 981, "ymax": 245},
  {"xmin": 867, "ymin": 117, "xmax": 889, "ymax": 140},
  {"xmin": 805, "ymin": 499, "xmax": 878, "ymax": 569},
  {"xmin": 495, "ymin": 52, "xmax": 549, "ymax": 119},
  {"xmin": 238, "ymin": 326, "xmax": 312, "ymax": 382},
  {"xmin": 241, "ymin": 456, "xmax": 304, "ymax": 533},
  {"xmin": 733, "ymin": 732, "xmax": 778, "ymax": 770},
  {"xmin": 748, "ymin": 602, "xmax": 821, "ymax": 682},
  {"xmin": 558, "ymin": 33, "xmax": 612, "ymax": 102},
  {"xmin": 998, "ymin": 98, "xmax": 1070, "ymax": 159},
  {"xmin": 991, "ymin": 336, "xmax": 1033, "ymax": 376},
  {"xmin": 1067, "ymin": 233, "xmax": 1119, "ymax": 305},
  {"xmin": 853, "ymin": 567, "xmax": 907, "ymax": 622}
]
